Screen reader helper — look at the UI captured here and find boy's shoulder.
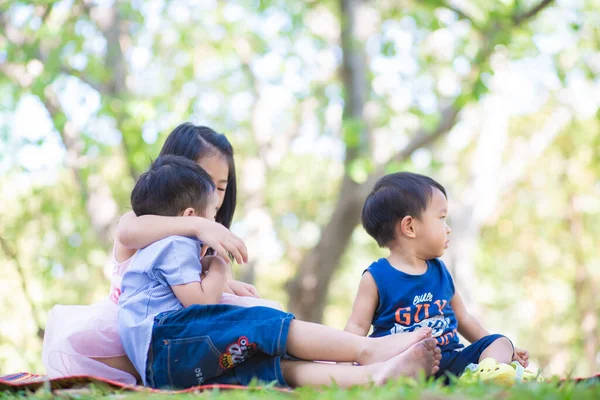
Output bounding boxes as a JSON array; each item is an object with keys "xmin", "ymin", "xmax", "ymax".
[
  {"xmin": 427, "ymin": 258, "xmax": 450, "ymax": 272},
  {"xmin": 428, "ymin": 257, "xmax": 445, "ymax": 267},
  {"xmin": 427, "ymin": 258, "xmax": 455, "ymax": 284},
  {"xmin": 367, "ymin": 257, "xmax": 388, "ymax": 268}
]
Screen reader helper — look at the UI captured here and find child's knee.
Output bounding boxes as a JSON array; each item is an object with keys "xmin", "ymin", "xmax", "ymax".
[{"xmin": 491, "ymin": 336, "xmax": 513, "ymax": 352}]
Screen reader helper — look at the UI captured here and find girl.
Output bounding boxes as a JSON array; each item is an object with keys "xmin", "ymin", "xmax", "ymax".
[{"xmin": 43, "ymin": 124, "xmax": 258, "ymax": 384}]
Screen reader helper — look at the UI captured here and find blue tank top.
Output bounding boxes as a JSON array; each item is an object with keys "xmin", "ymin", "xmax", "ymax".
[{"xmin": 367, "ymin": 258, "xmax": 462, "ymax": 351}]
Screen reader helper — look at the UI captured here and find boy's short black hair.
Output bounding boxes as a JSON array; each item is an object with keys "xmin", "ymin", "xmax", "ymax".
[
  {"xmin": 361, "ymin": 172, "xmax": 446, "ymax": 248},
  {"xmin": 131, "ymin": 155, "xmax": 215, "ymax": 217}
]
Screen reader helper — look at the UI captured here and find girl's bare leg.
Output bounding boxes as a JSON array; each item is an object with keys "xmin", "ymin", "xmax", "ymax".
[
  {"xmin": 91, "ymin": 356, "xmax": 141, "ymax": 382},
  {"xmin": 282, "ymin": 339, "xmax": 441, "ymax": 388},
  {"xmin": 285, "ymin": 320, "xmax": 432, "ymax": 365}
]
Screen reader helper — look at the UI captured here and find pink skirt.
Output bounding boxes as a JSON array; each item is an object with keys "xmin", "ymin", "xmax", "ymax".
[
  {"xmin": 42, "ymin": 300, "xmax": 137, "ymax": 385},
  {"xmin": 42, "ymin": 295, "xmax": 281, "ymax": 384}
]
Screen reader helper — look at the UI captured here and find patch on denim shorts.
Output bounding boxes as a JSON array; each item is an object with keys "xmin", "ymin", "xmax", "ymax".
[{"xmin": 219, "ymin": 336, "xmax": 257, "ymax": 369}]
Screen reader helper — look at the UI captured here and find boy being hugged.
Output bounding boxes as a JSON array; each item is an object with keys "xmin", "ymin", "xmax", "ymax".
[
  {"xmin": 118, "ymin": 155, "xmax": 232, "ymax": 388},
  {"xmin": 345, "ymin": 172, "xmax": 529, "ymax": 380}
]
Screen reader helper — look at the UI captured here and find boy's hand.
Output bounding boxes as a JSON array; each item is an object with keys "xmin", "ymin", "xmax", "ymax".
[
  {"xmin": 227, "ymin": 279, "xmax": 260, "ymax": 298},
  {"xmin": 513, "ymin": 347, "xmax": 530, "ymax": 367}
]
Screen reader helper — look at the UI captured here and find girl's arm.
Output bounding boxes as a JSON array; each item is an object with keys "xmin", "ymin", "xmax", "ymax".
[
  {"xmin": 451, "ymin": 292, "xmax": 489, "ymax": 343},
  {"xmin": 344, "ymin": 271, "xmax": 379, "ymax": 336},
  {"xmin": 115, "ymin": 241, "xmax": 137, "ymax": 264},
  {"xmin": 116, "ymin": 211, "xmax": 248, "ymax": 264}
]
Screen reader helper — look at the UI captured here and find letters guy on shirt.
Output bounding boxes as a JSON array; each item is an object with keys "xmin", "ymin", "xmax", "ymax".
[{"xmin": 367, "ymin": 258, "xmax": 461, "ymax": 350}]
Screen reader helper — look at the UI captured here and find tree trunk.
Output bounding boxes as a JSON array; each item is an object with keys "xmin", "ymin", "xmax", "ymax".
[
  {"xmin": 285, "ymin": 0, "xmax": 367, "ymax": 321},
  {"xmin": 286, "ymin": 176, "xmax": 366, "ymax": 321},
  {"xmin": 339, "ymin": 0, "xmax": 367, "ymax": 161}
]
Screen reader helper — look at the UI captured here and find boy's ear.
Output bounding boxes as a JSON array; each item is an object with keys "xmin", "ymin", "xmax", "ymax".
[
  {"xmin": 399, "ymin": 215, "xmax": 417, "ymax": 238},
  {"xmin": 181, "ymin": 207, "xmax": 197, "ymax": 217}
]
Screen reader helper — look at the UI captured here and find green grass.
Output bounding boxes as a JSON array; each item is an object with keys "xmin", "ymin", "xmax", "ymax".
[{"xmin": 2, "ymin": 378, "xmax": 599, "ymax": 400}]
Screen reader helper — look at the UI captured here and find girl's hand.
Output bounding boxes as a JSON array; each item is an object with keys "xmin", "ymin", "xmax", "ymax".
[
  {"xmin": 227, "ymin": 280, "xmax": 260, "ymax": 298},
  {"xmin": 222, "ymin": 283, "xmax": 235, "ymax": 294},
  {"xmin": 195, "ymin": 218, "xmax": 248, "ymax": 265},
  {"xmin": 512, "ymin": 347, "xmax": 530, "ymax": 367}
]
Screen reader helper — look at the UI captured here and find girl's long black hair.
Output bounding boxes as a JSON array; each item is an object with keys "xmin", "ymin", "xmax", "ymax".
[{"xmin": 159, "ymin": 122, "xmax": 237, "ymax": 228}]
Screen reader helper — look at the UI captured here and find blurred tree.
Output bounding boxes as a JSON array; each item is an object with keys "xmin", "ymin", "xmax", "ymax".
[
  {"xmin": 1, "ymin": 0, "xmax": 598, "ymax": 376},
  {"xmin": 473, "ymin": 119, "xmax": 600, "ymax": 376},
  {"xmin": 287, "ymin": 0, "xmax": 556, "ymax": 322}
]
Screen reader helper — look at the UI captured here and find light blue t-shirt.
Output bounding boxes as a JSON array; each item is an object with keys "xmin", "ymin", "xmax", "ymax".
[{"xmin": 118, "ymin": 236, "xmax": 202, "ymax": 385}]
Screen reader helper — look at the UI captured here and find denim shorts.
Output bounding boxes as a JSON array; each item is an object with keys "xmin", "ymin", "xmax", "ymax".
[
  {"xmin": 436, "ymin": 334, "xmax": 514, "ymax": 379},
  {"xmin": 145, "ymin": 304, "xmax": 295, "ymax": 389}
]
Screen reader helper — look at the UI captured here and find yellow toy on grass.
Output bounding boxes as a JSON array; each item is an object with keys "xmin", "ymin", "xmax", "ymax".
[{"xmin": 458, "ymin": 357, "xmax": 543, "ymax": 385}]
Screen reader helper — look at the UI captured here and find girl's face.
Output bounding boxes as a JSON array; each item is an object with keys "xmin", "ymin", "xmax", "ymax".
[{"xmin": 197, "ymin": 153, "xmax": 229, "ymax": 209}]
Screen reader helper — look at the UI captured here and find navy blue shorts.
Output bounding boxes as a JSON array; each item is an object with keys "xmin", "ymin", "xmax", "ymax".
[
  {"xmin": 435, "ymin": 334, "xmax": 514, "ymax": 379},
  {"xmin": 146, "ymin": 304, "xmax": 295, "ymax": 389}
]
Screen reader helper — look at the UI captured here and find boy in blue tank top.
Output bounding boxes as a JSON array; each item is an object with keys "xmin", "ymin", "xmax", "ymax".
[{"xmin": 345, "ymin": 172, "xmax": 530, "ymax": 380}]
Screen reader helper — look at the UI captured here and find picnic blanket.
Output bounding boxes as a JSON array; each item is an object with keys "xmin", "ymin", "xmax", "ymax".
[
  {"xmin": 1, "ymin": 371, "xmax": 598, "ymax": 393},
  {"xmin": 0, "ymin": 372, "xmax": 283, "ymax": 394}
]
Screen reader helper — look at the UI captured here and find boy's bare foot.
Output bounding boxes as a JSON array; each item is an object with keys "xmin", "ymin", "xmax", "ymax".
[
  {"xmin": 357, "ymin": 328, "xmax": 432, "ymax": 365},
  {"xmin": 370, "ymin": 338, "xmax": 441, "ymax": 385}
]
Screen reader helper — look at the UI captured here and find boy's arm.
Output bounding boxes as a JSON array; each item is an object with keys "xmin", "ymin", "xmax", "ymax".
[
  {"xmin": 172, "ymin": 256, "xmax": 229, "ymax": 307},
  {"xmin": 451, "ymin": 292, "xmax": 490, "ymax": 343},
  {"xmin": 116, "ymin": 212, "xmax": 248, "ymax": 264},
  {"xmin": 453, "ymin": 292, "xmax": 528, "ymax": 365},
  {"xmin": 344, "ymin": 271, "xmax": 379, "ymax": 336}
]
